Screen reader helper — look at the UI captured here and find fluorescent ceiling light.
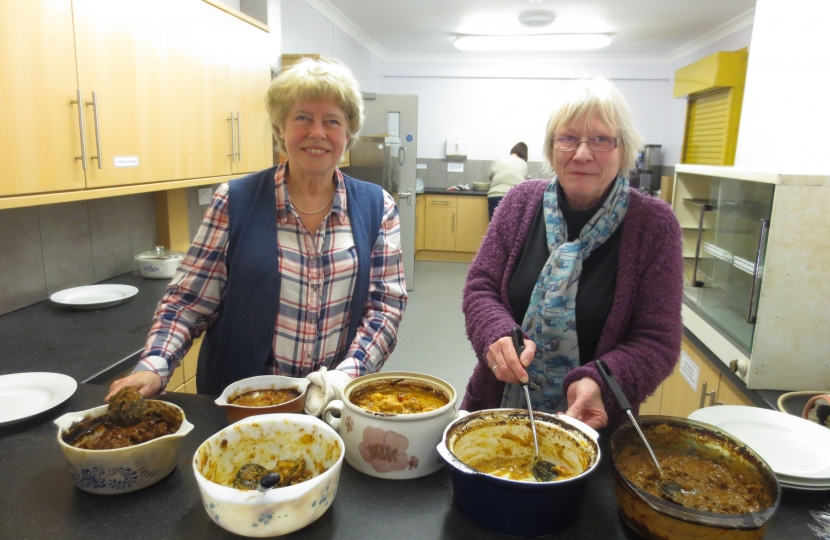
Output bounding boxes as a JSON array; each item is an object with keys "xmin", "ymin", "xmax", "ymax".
[{"xmin": 454, "ymin": 34, "xmax": 611, "ymax": 52}]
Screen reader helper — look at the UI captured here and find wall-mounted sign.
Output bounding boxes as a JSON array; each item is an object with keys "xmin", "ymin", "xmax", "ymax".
[{"xmin": 114, "ymin": 156, "xmax": 139, "ymax": 168}]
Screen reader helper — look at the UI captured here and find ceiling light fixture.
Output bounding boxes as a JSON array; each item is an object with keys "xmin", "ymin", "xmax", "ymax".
[
  {"xmin": 518, "ymin": 10, "xmax": 555, "ymax": 28},
  {"xmin": 453, "ymin": 34, "xmax": 611, "ymax": 52}
]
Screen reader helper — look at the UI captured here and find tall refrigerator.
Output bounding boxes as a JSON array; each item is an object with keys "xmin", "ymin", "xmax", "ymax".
[{"xmin": 341, "ymin": 135, "xmax": 405, "ymax": 200}]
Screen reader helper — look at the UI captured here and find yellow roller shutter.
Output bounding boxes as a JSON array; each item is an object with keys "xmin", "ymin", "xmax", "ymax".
[{"xmin": 683, "ymin": 89, "xmax": 729, "ymax": 165}]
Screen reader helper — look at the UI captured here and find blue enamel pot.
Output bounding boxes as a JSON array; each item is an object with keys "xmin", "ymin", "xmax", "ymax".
[{"xmin": 437, "ymin": 409, "xmax": 600, "ymax": 537}]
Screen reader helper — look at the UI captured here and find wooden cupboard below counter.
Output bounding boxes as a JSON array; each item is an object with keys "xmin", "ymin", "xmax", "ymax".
[
  {"xmin": 415, "ymin": 193, "xmax": 489, "ymax": 262},
  {"xmin": 639, "ymin": 333, "xmax": 756, "ymax": 417}
]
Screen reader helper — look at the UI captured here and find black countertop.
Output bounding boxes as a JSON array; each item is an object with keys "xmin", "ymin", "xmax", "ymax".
[
  {"xmin": 0, "ymin": 273, "xmax": 169, "ymax": 383},
  {"xmin": 1, "ymin": 383, "xmax": 826, "ymax": 540},
  {"xmin": 421, "ymin": 188, "xmax": 488, "ymax": 197}
]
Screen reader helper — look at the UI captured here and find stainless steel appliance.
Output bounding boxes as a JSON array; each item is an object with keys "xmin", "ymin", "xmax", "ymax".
[
  {"xmin": 632, "ymin": 144, "xmax": 662, "ymax": 193},
  {"xmin": 342, "ymin": 135, "xmax": 405, "ymax": 196}
]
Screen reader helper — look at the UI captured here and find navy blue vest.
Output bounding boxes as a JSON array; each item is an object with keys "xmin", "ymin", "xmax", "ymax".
[{"xmin": 196, "ymin": 167, "xmax": 384, "ymax": 395}]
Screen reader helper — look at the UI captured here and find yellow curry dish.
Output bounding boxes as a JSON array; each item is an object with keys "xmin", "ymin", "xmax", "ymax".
[
  {"xmin": 350, "ymin": 382, "xmax": 449, "ymax": 415},
  {"xmin": 228, "ymin": 387, "xmax": 301, "ymax": 407}
]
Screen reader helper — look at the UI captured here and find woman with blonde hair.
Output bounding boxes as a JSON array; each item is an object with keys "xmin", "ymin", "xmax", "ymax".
[
  {"xmin": 107, "ymin": 58, "xmax": 407, "ymax": 416},
  {"xmin": 461, "ymin": 78, "xmax": 682, "ymax": 429}
]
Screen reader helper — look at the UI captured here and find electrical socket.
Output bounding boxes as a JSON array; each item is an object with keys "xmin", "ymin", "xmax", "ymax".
[{"xmin": 198, "ymin": 187, "xmax": 213, "ymax": 206}]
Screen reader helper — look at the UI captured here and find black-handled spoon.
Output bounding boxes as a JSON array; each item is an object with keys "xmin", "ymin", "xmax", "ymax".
[
  {"xmin": 511, "ymin": 327, "xmax": 558, "ymax": 482},
  {"xmin": 257, "ymin": 472, "xmax": 282, "ymax": 492},
  {"xmin": 595, "ymin": 359, "xmax": 685, "ymax": 504}
]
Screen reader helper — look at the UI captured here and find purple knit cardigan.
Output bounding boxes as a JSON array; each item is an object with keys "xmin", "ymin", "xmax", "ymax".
[{"xmin": 460, "ymin": 180, "xmax": 684, "ymax": 428}]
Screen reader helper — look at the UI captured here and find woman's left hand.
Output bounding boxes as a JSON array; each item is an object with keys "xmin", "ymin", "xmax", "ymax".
[{"xmin": 564, "ymin": 377, "xmax": 608, "ymax": 430}]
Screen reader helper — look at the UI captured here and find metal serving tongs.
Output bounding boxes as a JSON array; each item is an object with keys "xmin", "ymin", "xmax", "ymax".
[
  {"xmin": 511, "ymin": 327, "xmax": 559, "ymax": 482},
  {"xmin": 595, "ymin": 359, "xmax": 685, "ymax": 505}
]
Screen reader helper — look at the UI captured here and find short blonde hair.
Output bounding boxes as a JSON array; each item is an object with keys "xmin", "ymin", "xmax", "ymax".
[
  {"xmin": 543, "ymin": 78, "xmax": 643, "ymax": 177},
  {"xmin": 266, "ymin": 57, "xmax": 364, "ymax": 153}
]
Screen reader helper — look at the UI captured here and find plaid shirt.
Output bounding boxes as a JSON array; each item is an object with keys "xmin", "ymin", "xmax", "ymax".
[{"xmin": 136, "ymin": 164, "xmax": 407, "ymax": 388}]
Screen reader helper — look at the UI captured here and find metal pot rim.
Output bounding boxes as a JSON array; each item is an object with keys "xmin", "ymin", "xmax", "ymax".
[
  {"xmin": 439, "ymin": 408, "xmax": 601, "ymax": 486},
  {"xmin": 609, "ymin": 415, "xmax": 781, "ymax": 529}
]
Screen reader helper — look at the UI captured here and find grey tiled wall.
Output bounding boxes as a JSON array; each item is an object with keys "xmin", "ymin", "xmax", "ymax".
[
  {"xmin": 417, "ymin": 158, "xmax": 553, "ymax": 189},
  {"xmin": 0, "ymin": 183, "xmax": 221, "ymax": 317},
  {"xmin": 0, "ymin": 193, "xmax": 158, "ymax": 316}
]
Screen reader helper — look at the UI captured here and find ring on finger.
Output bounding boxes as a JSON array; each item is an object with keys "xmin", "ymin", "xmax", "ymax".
[{"xmin": 492, "ymin": 364, "xmax": 498, "ymax": 373}]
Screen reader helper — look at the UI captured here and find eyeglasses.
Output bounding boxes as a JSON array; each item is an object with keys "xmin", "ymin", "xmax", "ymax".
[{"xmin": 552, "ymin": 136, "xmax": 618, "ymax": 152}]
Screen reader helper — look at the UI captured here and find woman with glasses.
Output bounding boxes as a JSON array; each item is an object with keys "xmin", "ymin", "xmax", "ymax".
[{"xmin": 460, "ymin": 78, "xmax": 683, "ymax": 430}]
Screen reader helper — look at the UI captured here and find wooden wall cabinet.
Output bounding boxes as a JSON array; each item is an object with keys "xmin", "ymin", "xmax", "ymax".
[{"xmin": 1, "ymin": 0, "xmax": 271, "ymax": 201}]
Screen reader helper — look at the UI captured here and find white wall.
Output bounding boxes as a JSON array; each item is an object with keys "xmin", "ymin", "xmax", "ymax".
[
  {"xmin": 280, "ymin": 1, "xmax": 754, "ymax": 167},
  {"xmin": 735, "ymin": 0, "xmax": 830, "ymax": 174}
]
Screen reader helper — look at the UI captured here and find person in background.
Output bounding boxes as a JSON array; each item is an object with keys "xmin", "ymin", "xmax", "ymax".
[
  {"xmin": 487, "ymin": 142, "xmax": 529, "ymax": 220},
  {"xmin": 105, "ymin": 57, "xmax": 407, "ymax": 416},
  {"xmin": 461, "ymin": 78, "xmax": 682, "ymax": 430}
]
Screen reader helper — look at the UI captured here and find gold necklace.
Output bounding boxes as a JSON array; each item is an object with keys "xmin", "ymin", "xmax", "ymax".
[{"xmin": 289, "ymin": 191, "xmax": 335, "ymax": 215}]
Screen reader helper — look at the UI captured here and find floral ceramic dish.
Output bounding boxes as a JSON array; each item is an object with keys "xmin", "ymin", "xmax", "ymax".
[
  {"xmin": 193, "ymin": 413, "xmax": 344, "ymax": 537},
  {"xmin": 54, "ymin": 400, "xmax": 193, "ymax": 494}
]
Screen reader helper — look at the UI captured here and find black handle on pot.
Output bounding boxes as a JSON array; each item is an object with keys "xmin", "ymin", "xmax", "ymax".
[
  {"xmin": 595, "ymin": 359, "xmax": 632, "ymax": 412},
  {"xmin": 511, "ymin": 326, "xmax": 525, "ymax": 359}
]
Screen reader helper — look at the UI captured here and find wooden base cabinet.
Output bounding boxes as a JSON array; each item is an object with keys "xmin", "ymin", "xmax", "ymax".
[
  {"xmin": 421, "ymin": 194, "xmax": 488, "ymax": 259},
  {"xmin": 639, "ymin": 334, "xmax": 753, "ymax": 418},
  {"xmin": 415, "ymin": 194, "xmax": 425, "ymax": 252}
]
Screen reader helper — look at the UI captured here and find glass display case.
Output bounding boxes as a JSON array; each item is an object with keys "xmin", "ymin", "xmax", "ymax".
[
  {"xmin": 675, "ymin": 175, "xmax": 773, "ymax": 353},
  {"xmin": 673, "ymin": 165, "xmax": 830, "ymax": 391}
]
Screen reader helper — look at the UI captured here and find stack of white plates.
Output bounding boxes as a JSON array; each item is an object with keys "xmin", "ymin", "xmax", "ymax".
[{"xmin": 689, "ymin": 405, "xmax": 830, "ymax": 491}]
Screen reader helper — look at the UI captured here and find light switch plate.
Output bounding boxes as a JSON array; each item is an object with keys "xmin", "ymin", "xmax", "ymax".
[{"xmin": 198, "ymin": 187, "xmax": 213, "ymax": 206}]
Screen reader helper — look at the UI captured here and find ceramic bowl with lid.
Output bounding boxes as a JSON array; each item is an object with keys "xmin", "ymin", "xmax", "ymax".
[{"xmin": 134, "ymin": 246, "xmax": 185, "ymax": 279}]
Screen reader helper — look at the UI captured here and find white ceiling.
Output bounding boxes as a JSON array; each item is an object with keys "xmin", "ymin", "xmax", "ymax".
[{"xmin": 304, "ymin": 0, "xmax": 756, "ymax": 63}]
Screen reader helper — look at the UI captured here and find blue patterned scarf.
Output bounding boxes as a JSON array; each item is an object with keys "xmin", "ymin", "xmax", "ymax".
[{"xmin": 501, "ymin": 175, "xmax": 629, "ymax": 412}]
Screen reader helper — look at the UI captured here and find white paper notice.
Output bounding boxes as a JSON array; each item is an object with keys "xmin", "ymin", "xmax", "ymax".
[
  {"xmin": 447, "ymin": 162, "xmax": 464, "ymax": 173},
  {"xmin": 114, "ymin": 156, "xmax": 139, "ymax": 168},
  {"xmin": 679, "ymin": 350, "xmax": 700, "ymax": 392}
]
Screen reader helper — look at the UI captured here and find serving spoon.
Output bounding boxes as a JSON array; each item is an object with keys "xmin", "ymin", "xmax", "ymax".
[
  {"xmin": 511, "ymin": 327, "xmax": 559, "ymax": 482},
  {"xmin": 594, "ymin": 359, "xmax": 685, "ymax": 505}
]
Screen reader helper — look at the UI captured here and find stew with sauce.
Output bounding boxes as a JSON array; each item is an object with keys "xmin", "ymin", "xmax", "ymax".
[
  {"xmin": 228, "ymin": 388, "xmax": 301, "ymax": 407},
  {"xmin": 350, "ymin": 382, "xmax": 448, "ymax": 414}
]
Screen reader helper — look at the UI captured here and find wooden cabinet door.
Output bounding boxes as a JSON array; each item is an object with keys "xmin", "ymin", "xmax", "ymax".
[
  {"xmin": 0, "ymin": 0, "xmax": 85, "ymax": 196},
  {"xmin": 167, "ymin": 0, "xmax": 232, "ymax": 180},
  {"xmin": 415, "ymin": 195, "xmax": 425, "ymax": 252},
  {"xmin": 228, "ymin": 16, "xmax": 272, "ymax": 174},
  {"xmin": 716, "ymin": 374, "xmax": 754, "ymax": 407},
  {"xmin": 659, "ymin": 335, "xmax": 721, "ymax": 418},
  {"xmin": 425, "ymin": 206, "xmax": 456, "ymax": 251},
  {"xmin": 638, "ymin": 383, "xmax": 664, "ymax": 416},
  {"xmin": 456, "ymin": 197, "xmax": 489, "ymax": 253},
  {"xmin": 73, "ymin": 0, "xmax": 175, "ymax": 187}
]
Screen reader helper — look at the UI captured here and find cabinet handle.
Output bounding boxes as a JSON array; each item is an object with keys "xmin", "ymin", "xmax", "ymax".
[
  {"xmin": 452, "ymin": 212, "xmax": 455, "ymax": 232},
  {"xmin": 86, "ymin": 91, "xmax": 103, "ymax": 169},
  {"xmin": 228, "ymin": 112, "xmax": 236, "ymax": 162},
  {"xmin": 691, "ymin": 202, "xmax": 713, "ymax": 287},
  {"xmin": 699, "ymin": 380, "xmax": 717, "ymax": 408},
  {"xmin": 746, "ymin": 219, "xmax": 770, "ymax": 324},
  {"xmin": 432, "ymin": 200, "xmax": 450, "ymax": 205},
  {"xmin": 72, "ymin": 89, "xmax": 88, "ymax": 170},
  {"xmin": 235, "ymin": 111, "xmax": 242, "ymax": 161}
]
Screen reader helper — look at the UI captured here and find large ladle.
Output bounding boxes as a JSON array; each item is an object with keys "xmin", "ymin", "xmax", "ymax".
[
  {"xmin": 595, "ymin": 359, "xmax": 685, "ymax": 505},
  {"xmin": 511, "ymin": 327, "xmax": 559, "ymax": 482}
]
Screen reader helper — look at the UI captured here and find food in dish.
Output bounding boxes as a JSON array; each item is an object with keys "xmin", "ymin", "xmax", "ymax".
[
  {"xmin": 227, "ymin": 387, "xmax": 301, "ymax": 407},
  {"xmin": 107, "ymin": 386, "xmax": 146, "ymax": 427},
  {"xmin": 616, "ymin": 445, "xmax": 768, "ymax": 513},
  {"xmin": 230, "ymin": 459, "xmax": 315, "ymax": 490},
  {"xmin": 63, "ymin": 400, "xmax": 182, "ymax": 450},
  {"xmin": 460, "ymin": 429, "xmax": 576, "ymax": 482},
  {"xmin": 349, "ymin": 381, "xmax": 448, "ymax": 414},
  {"xmin": 614, "ymin": 422, "xmax": 775, "ymax": 514}
]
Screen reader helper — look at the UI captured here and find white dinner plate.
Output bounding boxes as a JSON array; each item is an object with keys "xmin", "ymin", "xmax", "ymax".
[
  {"xmin": 779, "ymin": 481, "xmax": 830, "ymax": 491},
  {"xmin": 50, "ymin": 284, "xmax": 138, "ymax": 308},
  {"xmin": 0, "ymin": 372, "xmax": 77, "ymax": 426},
  {"xmin": 689, "ymin": 405, "xmax": 830, "ymax": 480}
]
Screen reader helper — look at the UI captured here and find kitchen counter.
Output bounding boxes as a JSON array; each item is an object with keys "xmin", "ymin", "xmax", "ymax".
[
  {"xmin": 422, "ymin": 188, "xmax": 488, "ymax": 197},
  {"xmin": 1, "ymin": 383, "xmax": 826, "ymax": 540},
  {"xmin": 0, "ymin": 272, "xmax": 169, "ymax": 383}
]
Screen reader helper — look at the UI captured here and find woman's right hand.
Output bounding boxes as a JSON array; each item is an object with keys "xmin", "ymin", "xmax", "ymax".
[
  {"xmin": 104, "ymin": 371, "xmax": 163, "ymax": 403},
  {"xmin": 487, "ymin": 335, "xmax": 536, "ymax": 384}
]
